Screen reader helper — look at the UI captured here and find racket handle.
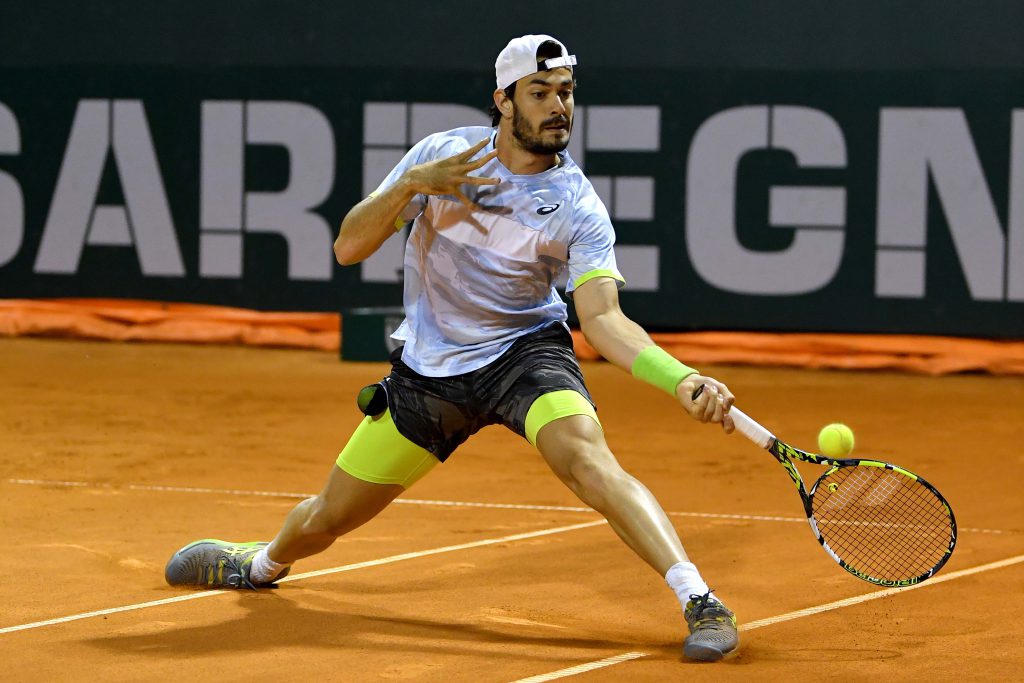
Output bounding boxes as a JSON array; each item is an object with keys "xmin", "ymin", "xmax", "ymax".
[{"xmin": 729, "ymin": 407, "xmax": 776, "ymax": 449}]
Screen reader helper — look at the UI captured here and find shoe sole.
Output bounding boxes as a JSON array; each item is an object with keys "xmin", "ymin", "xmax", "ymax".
[{"xmin": 684, "ymin": 641, "xmax": 731, "ymax": 662}]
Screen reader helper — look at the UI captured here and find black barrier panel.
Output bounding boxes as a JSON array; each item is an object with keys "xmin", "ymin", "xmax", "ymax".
[
  {"xmin": 0, "ymin": 67, "xmax": 1022, "ymax": 336},
  {"xmin": 4, "ymin": 1, "xmax": 1024, "ymax": 71}
]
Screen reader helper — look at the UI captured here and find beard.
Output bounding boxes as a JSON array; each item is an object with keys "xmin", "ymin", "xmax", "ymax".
[{"xmin": 512, "ymin": 106, "xmax": 571, "ymax": 154}]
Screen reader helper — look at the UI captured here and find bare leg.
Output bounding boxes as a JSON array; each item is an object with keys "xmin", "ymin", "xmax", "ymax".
[
  {"xmin": 266, "ymin": 465, "xmax": 404, "ymax": 564},
  {"xmin": 535, "ymin": 414, "xmax": 688, "ymax": 574}
]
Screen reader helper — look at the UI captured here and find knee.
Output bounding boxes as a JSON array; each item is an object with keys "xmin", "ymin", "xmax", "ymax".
[{"xmin": 562, "ymin": 448, "xmax": 630, "ymax": 508}]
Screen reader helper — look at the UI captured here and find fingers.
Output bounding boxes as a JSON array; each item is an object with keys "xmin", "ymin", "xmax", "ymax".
[
  {"xmin": 458, "ymin": 150, "xmax": 499, "ymax": 190},
  {"xmin": 680, "ymin": 381, "xmax": 705, "ymax": 420},
  {"xmin": 464, "ymin": 149, "xmax": 499, "ymax": 169},
  {"xmin": 684, "ymin": 377, "xmax": 734, "ymax": 429},
  {"xmin": 700, "ymin": 384, "xmax": 721, "ymax": 422},
  {"xmin": 455, "ymin": 138, "xmax": 491, "ymax": 162},
  {"xmin": 684, "ymin": 382, "xmax": 715, "ymax": 422},
  {"xmin": 453, "ymin": 189, "xmax": 479, "ymax": 210},
  {"xmin": 718, "ymin": 383, "xmax": 736, "ymax": 412},
  {"xmin": 437, "ymin": 146, "xmax": 500, "ymax": 200}
]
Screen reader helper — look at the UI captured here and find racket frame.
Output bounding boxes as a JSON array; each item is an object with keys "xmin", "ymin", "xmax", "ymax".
[{"xmin": 730, "ymin": 407, "xmax": 957, "ymax": 587}]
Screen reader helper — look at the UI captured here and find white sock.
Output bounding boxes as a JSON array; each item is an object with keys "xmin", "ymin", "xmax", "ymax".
[
  {"xmin": 250, "ymin": 547, "xmax": 290, "ymax": 584},
  {"xmin": 665, "ymin": 561, "xmax": 714, "ymax": 607}
]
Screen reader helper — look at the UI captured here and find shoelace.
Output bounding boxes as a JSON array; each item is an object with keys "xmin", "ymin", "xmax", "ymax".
[
  {"xmin": 219, "ymin": 556, "xmax": 259, "ymax": 591},
  {"xmin": 688, "ymin": 589, "xmax": 730, "ymax": 628},
  {"xmin": 688, "ymin": 589, "xmax": 715, "ymax": 614}
]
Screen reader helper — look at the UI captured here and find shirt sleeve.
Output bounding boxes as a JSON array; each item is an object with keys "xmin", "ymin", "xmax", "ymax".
[{"xmin": 566, "ymin": 182, "xmax": 626, "ymax": 294}]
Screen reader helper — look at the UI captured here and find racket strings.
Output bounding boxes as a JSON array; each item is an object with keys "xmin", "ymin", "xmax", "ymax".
[{"xmin": 811, "ymin": 466, "xmax": 952, "ymax": 582}]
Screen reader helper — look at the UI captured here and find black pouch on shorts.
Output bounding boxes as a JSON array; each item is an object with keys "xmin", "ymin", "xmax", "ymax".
[{"xmin": 356, "ymin": 382, "xmax": 389, "ymax": 417}]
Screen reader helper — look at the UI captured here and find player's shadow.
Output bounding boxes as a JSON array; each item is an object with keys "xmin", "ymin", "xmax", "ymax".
[{"xmin": 82, "ymin": 590, "xmax": 647, "ymax": 663}]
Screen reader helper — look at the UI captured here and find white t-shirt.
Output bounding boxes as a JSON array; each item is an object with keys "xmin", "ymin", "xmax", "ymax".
[{"xmin": 373, "ymin": 125, "xmax": 624, "ymax": 377}]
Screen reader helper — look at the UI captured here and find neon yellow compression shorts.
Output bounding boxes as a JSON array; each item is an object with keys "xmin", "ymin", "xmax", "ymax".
[{"xmin": 335, "ymin": 409, "xmax": 438, "ymax": 489}]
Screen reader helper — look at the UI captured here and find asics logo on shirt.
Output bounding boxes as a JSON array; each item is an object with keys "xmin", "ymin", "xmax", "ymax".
[{"xmin": 537, "ymin": 204, "xmax": 561, "ymax": 215}]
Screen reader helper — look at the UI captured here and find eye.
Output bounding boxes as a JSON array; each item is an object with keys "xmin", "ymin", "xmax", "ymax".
[{"xmin": 532, "ymin": 91, "xmax": 545, "ymax": 99}]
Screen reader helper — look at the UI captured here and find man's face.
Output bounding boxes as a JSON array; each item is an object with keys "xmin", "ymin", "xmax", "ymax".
[{"xmin": 510, "ymin": 68, "xmax": 575, "ymax": 155}]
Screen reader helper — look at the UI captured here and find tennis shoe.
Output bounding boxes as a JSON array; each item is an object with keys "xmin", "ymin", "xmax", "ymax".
[
  {"xmin": 683, "ymin": 591, "xmax": 738, "ymax": 661},
  {"xmin": 164, "ymin": 539, "xmax": 289, "ymax": 589}
]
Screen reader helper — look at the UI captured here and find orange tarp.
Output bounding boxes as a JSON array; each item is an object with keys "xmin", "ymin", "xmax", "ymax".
[
  {"xmin": 0, "ymin": 298, "xmax": 340, "ymax": 352},
  {"xmin": 574, "ymin": 330, "xmax": 1024, "ymax": 375},
  {"xmin": 2, "ymin": 298, "xmax": 1023, "ymax": 375}
]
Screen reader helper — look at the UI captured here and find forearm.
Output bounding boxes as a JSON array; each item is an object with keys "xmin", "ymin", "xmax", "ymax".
[
  {"xmin": 334, "ymin": 178, "xmax": 417, "ymax": 265},
  {"xmin": 581, "ymin": 307, "xmax": 699, "ymax": 397},
  {"xmin": 579, "ymin": 307, "xmax": 657, "ymax": 372},
  {"xmin": 574, "ymin": 278, "xmax": 731, "ymax": 427}
]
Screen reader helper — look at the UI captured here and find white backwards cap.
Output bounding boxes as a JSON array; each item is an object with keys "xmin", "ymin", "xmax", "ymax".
[{"xmin": 495, "ymin": 34, "xmax": 577, "ymax": 91}]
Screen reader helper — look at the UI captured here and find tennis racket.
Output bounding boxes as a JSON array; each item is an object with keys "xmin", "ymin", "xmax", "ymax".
[{"xmin": 694, "ymin": 387, "xmax": 957, "ymax": 586}]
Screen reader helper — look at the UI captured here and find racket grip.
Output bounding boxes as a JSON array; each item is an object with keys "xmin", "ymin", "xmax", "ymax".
[{"xmin": 729, "ymin": 407, "xmax": 775, "ymax": 449}]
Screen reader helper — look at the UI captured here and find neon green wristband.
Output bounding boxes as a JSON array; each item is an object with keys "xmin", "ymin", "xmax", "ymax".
[{"xmin": 630, "ymin": 346, "xmax": 698, "ymax": 396}]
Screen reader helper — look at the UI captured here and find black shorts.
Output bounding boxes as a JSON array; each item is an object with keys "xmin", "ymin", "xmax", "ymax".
[{"xmin": 381, "ymin": 323, "xmax": 594, "ymax": 461}]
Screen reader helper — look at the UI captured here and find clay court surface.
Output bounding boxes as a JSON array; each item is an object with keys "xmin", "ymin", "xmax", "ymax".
[{"xmin": 1, "ymin": 337, "xmax": 1022, "ymax": 681}]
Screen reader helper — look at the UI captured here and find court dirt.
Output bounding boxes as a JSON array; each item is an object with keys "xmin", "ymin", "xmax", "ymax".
[{"xmin": 1, "ymin": 337, "xmax": 1022, "ymax": 681}]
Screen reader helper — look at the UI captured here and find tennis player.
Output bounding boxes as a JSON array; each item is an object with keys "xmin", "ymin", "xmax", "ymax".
[{"xmin": 165, "ymin": 34, "xmax": 739, "ymax": 662}]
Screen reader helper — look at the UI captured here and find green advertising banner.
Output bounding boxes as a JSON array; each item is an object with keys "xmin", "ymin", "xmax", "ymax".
[{"xmin": 1, "ymin": 67, "xmax": 1022, "ymax": 336}]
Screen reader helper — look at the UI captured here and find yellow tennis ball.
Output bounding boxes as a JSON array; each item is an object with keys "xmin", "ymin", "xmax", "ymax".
[{"xmin": 818, "ymin": 423, "xmax": 855, "ymax": 458}]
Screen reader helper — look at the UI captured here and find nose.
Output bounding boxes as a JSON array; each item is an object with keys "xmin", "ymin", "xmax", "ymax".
[{"xmin": 551, "ymin": 95, "xmax": 567, "ymax": 115}]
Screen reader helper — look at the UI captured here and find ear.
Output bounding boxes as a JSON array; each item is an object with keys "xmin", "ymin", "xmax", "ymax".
[{"xmin": 493, "ymin": 88, "xmax": 514, "ymax": 119}]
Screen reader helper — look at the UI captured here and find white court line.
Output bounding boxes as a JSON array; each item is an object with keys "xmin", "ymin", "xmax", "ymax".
[
  {"xmin": 4, "ymin": 478, "xmax": 1013, "ymax": 534},
  {"xmin": 512, "ymin": 652, "xmax": 649, "ymax": 683},
  {"xmin": 508, "ymin": 552, "xmax": 1024, "ymax": 683},
  {"xmin": 3, "ymin": 472, "xmax": 1023, "ymax": 675},
  {"xmin": 0, "ymin": 519, "xmax": 606, "ymax": 636},
  {"xmin": 738, "ymin": 552, "xmax": 1024, "ymax": 630}
]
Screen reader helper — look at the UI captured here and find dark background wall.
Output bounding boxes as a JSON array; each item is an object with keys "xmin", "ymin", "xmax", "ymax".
[
  {"xmin": 1, "ymin": 1, "xmax": 1022, "ymax": 336},
  {"xmin": 4, "ymin": 1, "xmax": 1024, "ymax": 70}
]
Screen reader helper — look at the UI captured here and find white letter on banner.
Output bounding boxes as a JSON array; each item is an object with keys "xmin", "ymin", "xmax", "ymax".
[
  {"xmin": 111, "ymin": 101, "xmax": 184, "ymax": 276},
  {"xmin": 200, "ymin": 101, "xmax": 245, "ymax": 277},
  {"xmin": 35, "ymin": 99, "xmax": 184, "ymax": 276},
  {"xmin": 244, "ymin": 101, "xmax": 334, "ymax": 281},
  {"xmin": 686, "ymin": 106, "xmax": 846, "ymax": 295},
  {"xmin": 876, "ymin": 108, "xmax": 1005, "ymax": 301},
  {"xmin": 35, "ymin": 100, "xmax": 108, "ymax": 273},
  {"xmin": 1009, "ymin": 109, "xmax": 1024, "ymax": 302},
  {"xmin": 0, "ymin": 102, "xmax": 23, "ymax": 267}
]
